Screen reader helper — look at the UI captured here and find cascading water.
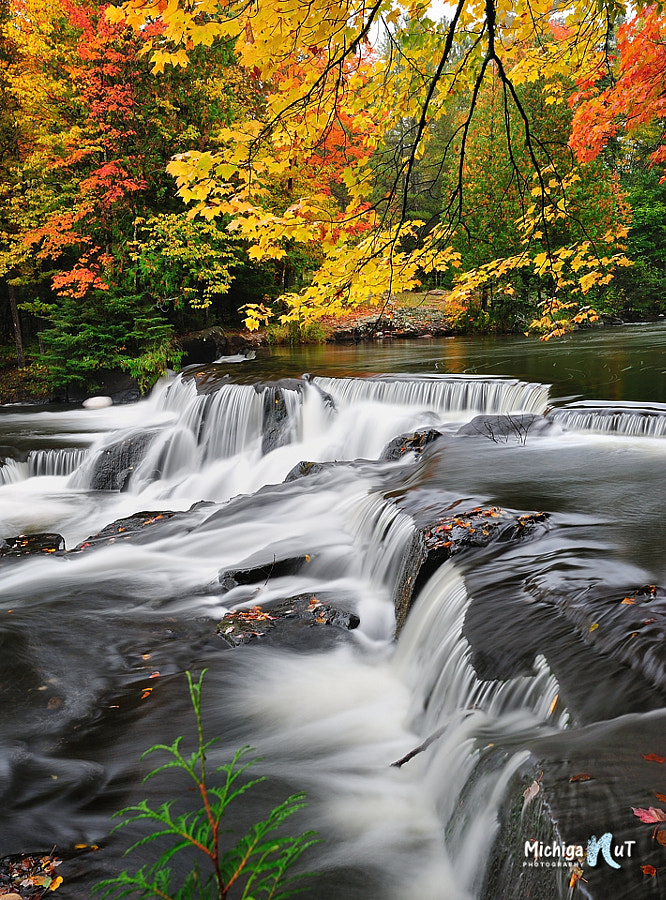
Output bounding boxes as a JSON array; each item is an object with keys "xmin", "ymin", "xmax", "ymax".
[
  {"xmin": 1, "ymin": 347, "xmax": 665, "ymax": 900},
  {"xmin": 550, "ymin": 401, "xmax": 666, "ymax": 438},
  {"xmin": 28, "ymin": 448, "xmax": 89, "ymax": 477},
  {"xmin": 313, "ymin": 374, "xmax": 550, "ymax": 417}
]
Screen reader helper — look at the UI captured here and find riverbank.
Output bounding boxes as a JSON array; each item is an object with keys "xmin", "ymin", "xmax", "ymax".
[{"xmin": 0, "ymin": 293, "xmax": 455, "ymax": 405}]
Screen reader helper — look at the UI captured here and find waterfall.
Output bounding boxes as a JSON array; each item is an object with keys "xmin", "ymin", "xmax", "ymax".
[
  {"xmin": 27, "ymin": 448, "xmax": 89, "ymax": 477},
  {"xmin": 0, "ymin": 458, "xmax": 26, "ymax": 485},
  {"xmin": 313, "ymin": 375, "xmax": 550, "ymax": 417},
  {"xmin": 551, "ymin": 402, "xmax": 666, "ymax": 437},
  {"xmin": 160, "ymin": 377, "xmax": 264, "ymax": 459},
  {"xmin": 6, "ymin": 357, "xmax": 658, "ymax": 900},
  {"xmin": 392, "ymin": 563, "xmax": 566, "ymax": 898}
]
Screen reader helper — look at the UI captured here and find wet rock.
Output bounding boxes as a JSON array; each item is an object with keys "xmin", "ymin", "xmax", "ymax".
[
  {"xmin": 216, "ymin": 595, "xmax": 359, "ymax": 647},
  {"xmin": 180, "ymin": 365, "xmax": 231, "ymax": 394},
  {"xmin": 252, "ymin": 379, "xmax": 333, "ymax": 454},
  {"xmin": 285, "ymin": 460, "xmax": 336, "ymax": 482},
  {"xmin": 88, "ymin": 431, "xmax": 155, "ymax": 491},
  {"xmin": 218, "ymin": 555, "xmax": 311, "ymax": 592},
  {"xmin": 75, "ymin": 510, "xmax": 178, "ymax": 550},
  {"xmin": 395, "ymin": 506, "xmax": 549, "ymax": 633},
  {"xmin": 380, "ymin": 428, "xmax": 443, "ymax": 461},
  {"xmin": 456, "ymin": 413, "xmax": 553, "ymax": 442},
  {"xmin": 176, "ymin": 327, "xmax": 229, "ymax": 367},
  {"xmin": 74, "ymin": 502, "xmax": 214, "ymax": 551},
  {"xmin": 260, "ymin": 384, "xmax": 296, "ymax": 454},
  {"xmin": 529, "ymin": 582, "xmax": 666, "ymax": 692},
  {"xmin": 284, "ymin": 458, "xmax": 367, "ymax": 482},
  {"xmin": 0, "ymin": 533, "xmax": 65, "ymax": 558}
]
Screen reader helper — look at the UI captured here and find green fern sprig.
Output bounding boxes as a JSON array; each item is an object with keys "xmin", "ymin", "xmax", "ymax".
[{"xmin": 93, "ymin": 671, "xmax": 319, "ymax": 900}]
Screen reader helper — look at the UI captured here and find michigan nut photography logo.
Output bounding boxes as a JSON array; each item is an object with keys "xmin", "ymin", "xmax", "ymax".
[{"xmin": 523, "ymin": 833, "xmax": 636, "ymax": 869}]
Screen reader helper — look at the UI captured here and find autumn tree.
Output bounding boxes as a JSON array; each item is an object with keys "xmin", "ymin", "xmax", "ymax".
[
  {"xmin": 2, "ymin": 0, "xmax": 244, "ymax": 390},
  {"xmin": 109, "ymin": 0, "xmax": 655, "ymax": 336}
]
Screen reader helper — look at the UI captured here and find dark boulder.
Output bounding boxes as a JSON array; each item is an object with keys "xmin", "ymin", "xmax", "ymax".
[
  {"xmin": 75, "ymin": 510, "xmax": 178, "ymax": 550},
  {"xmin": 284, "ymin": 459, "xmax": 370, "ymax": 482},
  {"xmin": 176, "ymin": 328, "xmax": 229, "ymax": 367},
  {"xmin": 88, "ymin": 431, "xmax": 155, "ymax": 491},
  {"xmin": 456, "ymin": 413, "xmax": 553, "ymax": 443},
  {"xmin": 55, "ymin": 368, "xmax": 140, "ymax": 404},
  {"xmin": 284, "ymin": 460, "xmax": 331, "ymax": 482},
  {"xmin": 0, "ymin": 533, "xmax": 65, "ymax": 558},
  {"xmin": 218, "ymin": 555, "xmax": 311, "ymax": 592},
  {"xmin": 394, "ymin": 505, "xmax": 549, "ymax": 633},
  {"xmin": 216, "ymin": 595, "xmax": 359, "ymax": 647},
  {"xmin": 73, "ymin": 502, "xmax": 215, "ymax": 551},
  {"xmin": 381, "ymin": 428, "xmax": 443, "ymax": 461},
  {"xmin": 259, "ymin": 384, "xmax": 296, "ymax": 454}
]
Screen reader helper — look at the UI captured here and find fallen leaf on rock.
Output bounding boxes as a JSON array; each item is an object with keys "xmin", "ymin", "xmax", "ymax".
[
  {"xmin": 632, "ymin": 806, "xmax": 666, "ymax": 823},
  {"xmin": 569, "ymin": 863, "xmax": 586, "ymax": 888},
  {"xmin": 523, "ymin": 780, "xmax": 541, "ymax": 806},
  {"xmin": 656, "ymin": 828, "xmax": 666, "ymax": 846},
  {"xmin": 643, "ymin": 753, "xmax": 665, "ymax": 763},
  {"xmin": 641, "ymin": 864, "xmax": 657, "ymax": 877},
  {"xmin": 655, "ymin": 792, "xmax": 666, "ymax": 803},
  {"xmin": 569, "ymin": 773, "xmax": 594, "ymax": 783}
]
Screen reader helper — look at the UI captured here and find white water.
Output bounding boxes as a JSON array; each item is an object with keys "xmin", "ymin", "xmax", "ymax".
[
  {"xmin": 2, "ymin": 369, "xmax": 644, "ymax": 899},
  {"xmin": 551, "ymin": 402, "xmax": 666, "ymax": 438},
  {"xmin": 314, "ymin": 374, "xmax": 551, "ymax": 417}
]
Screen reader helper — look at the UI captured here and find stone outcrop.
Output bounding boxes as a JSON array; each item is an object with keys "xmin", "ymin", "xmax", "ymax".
[{"xmin": 217, "ymin": 595, "xmax": 360, "ymax": 647}]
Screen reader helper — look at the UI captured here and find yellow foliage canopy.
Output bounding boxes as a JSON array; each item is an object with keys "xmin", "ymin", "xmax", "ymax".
[{"xmin": 111, "ymin": 0, "xmax": 639, "ymax": 334}]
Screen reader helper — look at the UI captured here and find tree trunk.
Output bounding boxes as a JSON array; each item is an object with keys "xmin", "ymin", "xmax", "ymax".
[{"xmin": 8, "ymin": 280, "xmax": 25, "ymax": 368}]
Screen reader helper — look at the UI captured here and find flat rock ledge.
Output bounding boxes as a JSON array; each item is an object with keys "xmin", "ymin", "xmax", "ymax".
[
  {"xmin": 394, "ymin": 506, "xmax": 549, "ymax": 634},
  {"xmin": 216, "ymin": 595, "xmax": 360, "ymax": 647}
]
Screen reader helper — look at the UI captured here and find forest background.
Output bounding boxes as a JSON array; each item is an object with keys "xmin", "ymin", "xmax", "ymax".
[{"xmin": 0, "ymin": 0, "xmax": 664, "ymax": 398}]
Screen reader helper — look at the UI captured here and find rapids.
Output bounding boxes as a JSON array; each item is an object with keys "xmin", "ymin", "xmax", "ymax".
[{"xmin": 1, "ymin": 325, "xmax": 665, "ymax": 900}]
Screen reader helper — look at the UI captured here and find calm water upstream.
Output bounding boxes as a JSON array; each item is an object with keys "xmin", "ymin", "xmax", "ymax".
[{"xmin": 1, "ymin": 323, "xmax": 665, "ymax": 900}]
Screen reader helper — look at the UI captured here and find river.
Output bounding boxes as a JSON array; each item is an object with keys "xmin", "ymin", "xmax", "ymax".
[{"xmin": 1, "ymin": 323, "xmax": 665, "ymax": 900}]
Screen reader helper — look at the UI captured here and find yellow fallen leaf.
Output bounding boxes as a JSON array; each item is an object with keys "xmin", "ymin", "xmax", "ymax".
[
  {"xmin": 589, "ymin": 623, "xmax": 599, "ymax": 632},
  {"xmin": 50, "ymin": 875, "xmax": 63, "ymax": 891}
]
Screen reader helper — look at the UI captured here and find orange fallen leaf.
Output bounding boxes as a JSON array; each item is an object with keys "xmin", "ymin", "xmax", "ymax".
[
  {"xmin": 643, "ymin": 753, "xmax": 665, "ymax": 763},
  {"xmin": 141, "ymin": 688, "xmax": 152, "ymax": 700},
  {"xmin": 621, "ymin": 598, "xmax": 636, "ymax": 605},
  {"xmin": 569, "ymin": 773, "xmax": 594, "ymax": 783},
  {"xmin": 569, "ymin": 864, "xmax": 586, "ymax": 888},
  {"xmin": 548, "ymin": 694, "xmax": 559, "ymax": 717},
  {"xmin": 641, "ymin": 864, "xmax": 657, "ymax": 877},
  {"xmin": 655, "ymin": 792, "xmax": 666, "ymax": 803}
]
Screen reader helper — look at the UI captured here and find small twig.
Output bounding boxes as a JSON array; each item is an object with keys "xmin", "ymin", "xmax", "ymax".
[{"xmin": 390, "ymin": 725, "xmax": 447, "ymax": 768}]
